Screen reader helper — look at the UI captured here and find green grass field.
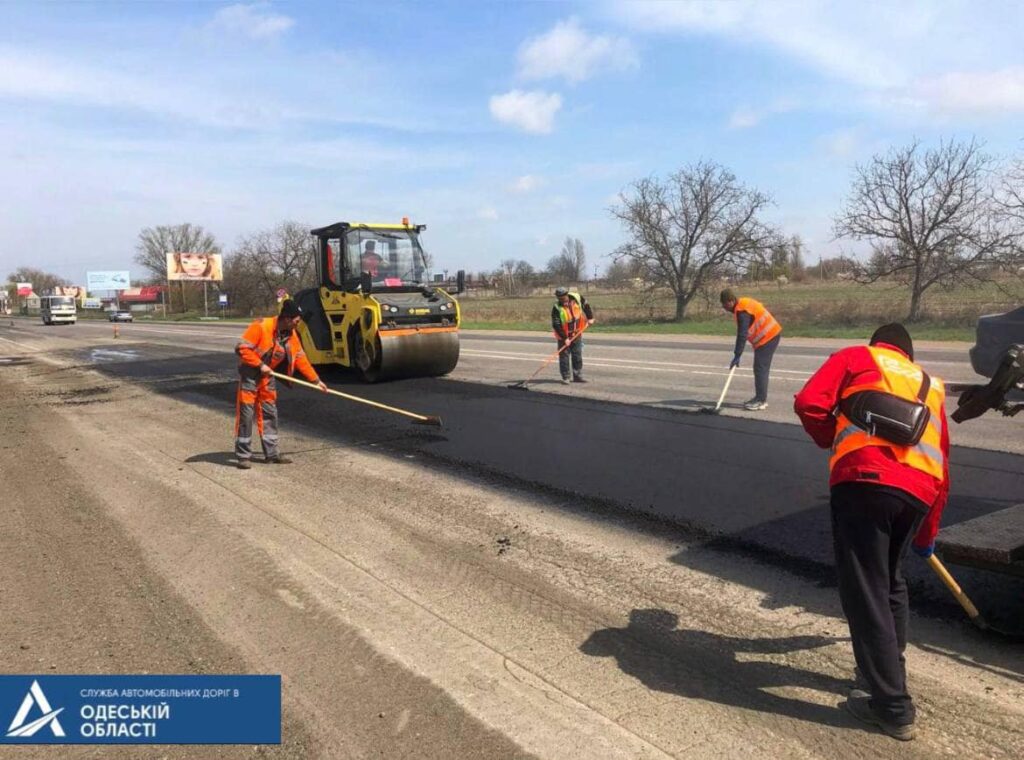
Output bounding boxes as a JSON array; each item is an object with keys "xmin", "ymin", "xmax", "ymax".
[
  {"xmin": 458, "ymin": 279, "xmax": 1022, "ymax": 342},
  {"xmin": 56, "ymin": 278, "xmax": 1021, "ymax": 342}
]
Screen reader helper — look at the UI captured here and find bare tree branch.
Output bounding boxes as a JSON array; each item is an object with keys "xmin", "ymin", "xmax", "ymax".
[
  {"xmin": 610, "ymin": 162, "xmax": 777, "ymax": 321},
  {"xmin": 833, "ymin": 138, "xmax": 1020, "ymax": 321}
]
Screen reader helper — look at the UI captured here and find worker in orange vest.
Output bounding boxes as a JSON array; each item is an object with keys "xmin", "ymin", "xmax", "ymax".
[
  {"xmin": 794, "ymin": 323, "xmax": 949, "ymax": 741},
  {"xmin": 720, "ymin": 289, "xmax": 782, "ymax": 410},
  {"xmin": 552, "ymin": 287, "xmax": 594, "ymax": 384},
  {"xmin": 234, "ymin": 300, "xmax": 327, "ymax": 469}
]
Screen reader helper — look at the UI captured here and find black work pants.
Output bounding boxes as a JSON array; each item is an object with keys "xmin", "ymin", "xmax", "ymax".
[
  {"xmin": 558, "ymin": 337, "xmax": 583, "ymax": 379},
  {"xmin": 830, "ymin": 482, "xmax": 927, "ymax": 725},
  {"xmin": 752, "ymin": 334, "xmax": 780, "ymax": 402}
]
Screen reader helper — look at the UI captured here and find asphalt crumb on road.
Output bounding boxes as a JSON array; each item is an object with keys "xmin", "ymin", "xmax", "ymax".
[{"xmin": 0, "ymin": 375, "xmax": 318, "ymax": 760}]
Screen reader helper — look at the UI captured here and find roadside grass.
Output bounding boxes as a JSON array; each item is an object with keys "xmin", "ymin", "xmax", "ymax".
[
  {"xmin": 459, "ymin": 278, "xmax": 1021, "ymax": 342},
  {"xmin": 33, "ymin": 278, "xmax": 1018, "ymax": 343}
]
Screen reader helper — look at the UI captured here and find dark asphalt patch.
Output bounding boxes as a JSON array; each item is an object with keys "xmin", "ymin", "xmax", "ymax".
[{"xmin": 68, "ymin": 341, "xmax": 1024, "ymax": 641}]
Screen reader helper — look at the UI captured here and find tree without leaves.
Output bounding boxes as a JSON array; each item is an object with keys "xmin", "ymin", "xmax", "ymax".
[
  {"xmin": 611, "ymin": 161, "xmax": 778, "ymax": 321},
  {"xmin": 603, "ymin": 257, "xmax": 646, "ymax": 287},
  {"xmin": 6, "ymin": 267, "xmax": 68, "ymax": 295},
  {"xmin": 135, "ymin": 223, "xmax": 221, "ymax": 280},
  {"xmin": 225, "ymin": 221, "xmax": 318, "ymax": 312},
  {"xmin": 135, "ymin": 223, "xmax": 222, "ymax": 313},
  {"xmin": 494, "ymin": 259, "xmax": 536, "ymax": 297},
  {"xmin": 547, "ymin": 237, "xmax": 586, "ymax": 282},
  {"xmin": 999, "ymin": 155, "xmax": 1024, "ymax": 271},
  {"xmin": 833, "ymin": 138, "xmax": 1020, "ymax": 321}
]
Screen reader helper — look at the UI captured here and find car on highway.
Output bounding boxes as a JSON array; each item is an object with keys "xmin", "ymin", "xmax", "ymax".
[
  {"xmin": 107, "ymin": 310, "xmax": 134, "ymax": 323},
  {"xmin": 970, "ymin": 306, "xmax": 1024, "ymax": 377}
]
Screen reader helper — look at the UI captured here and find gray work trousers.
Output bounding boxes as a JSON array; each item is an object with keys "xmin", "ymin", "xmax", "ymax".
[
  {"xmin": 234, "ymin": 368, "xmax": 280, "ymax": 461},
  {"xmin": 558, "ymin": 337, "xmax": 584, "ymax": 379},
  {"xmin": 753, "ymin": 334, "xmax": 780, "ymax": 402}
]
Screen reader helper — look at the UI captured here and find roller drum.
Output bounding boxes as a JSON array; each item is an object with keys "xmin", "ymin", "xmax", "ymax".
[{"xmin": 376, "ymin": 330, "xmax": 460, "ymax": 380}]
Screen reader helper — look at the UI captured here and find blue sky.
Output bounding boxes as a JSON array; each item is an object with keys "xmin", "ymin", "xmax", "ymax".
[{"xmin": 2, "ymin": 1, "xmax": 1023, "ymax": 285}]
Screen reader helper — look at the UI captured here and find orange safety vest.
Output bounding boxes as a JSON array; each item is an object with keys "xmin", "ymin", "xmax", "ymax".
[
  {"xmin": 236, "ymin": 317, "xmax": 313, "ymax": 379},
  {"xmin": 829, "ymin": 346, "xmax": 946, "ymax": 481},
  {"xmin": 735, "ymin": 297, "xmax": 781, "ymax": 349},
  {"xmin": 555, "ymin": 294, "xmax": 587, "ymax": 339}
]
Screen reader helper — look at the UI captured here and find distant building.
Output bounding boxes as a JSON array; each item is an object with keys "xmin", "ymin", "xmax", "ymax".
[{"xmin": 119, "ymin": 285, "xmax": 167, "ymax": 312}]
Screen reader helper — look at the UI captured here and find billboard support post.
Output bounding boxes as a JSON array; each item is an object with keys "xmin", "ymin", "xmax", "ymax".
[{"xmin": 204, "ymin": 281, "xmax": 209, "ymax": 318}]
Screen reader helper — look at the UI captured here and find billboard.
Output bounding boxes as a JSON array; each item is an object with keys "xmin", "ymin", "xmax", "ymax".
[
  {"xmin": 16, "ymin": 282, "xmax": 33, "ymax": 296},
  {"xmin": 53, "ymin": 285, "xmax": 86, "ymax": 301},
  {"xmin": 86, "ymin": 271, "xmax": 131, "ymax": 292},
  {"xmin": 166, "ymin": 252, "xmax": 223, "ymax": 282}
]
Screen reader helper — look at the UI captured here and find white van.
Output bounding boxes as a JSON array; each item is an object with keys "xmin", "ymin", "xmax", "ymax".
[{"xmin": 40, "ymin": 295, "xmax": 77, "ymax": 325}]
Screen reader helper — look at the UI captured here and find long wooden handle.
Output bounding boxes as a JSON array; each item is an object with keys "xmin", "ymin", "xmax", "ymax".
[
  {"xmin": 523, "ymin": 322, "xmax": 590, "ymax": 385},
  {"xmin": 927, "ymin": 554, "xmax": 982, "ymax": 620},
  {"xmin": 715, "ymin": 366, "xmax": 737, "ymax": 411},
  {"xmin": 270, "ymin": 371, "xmax": 431, "ymax": 423}
]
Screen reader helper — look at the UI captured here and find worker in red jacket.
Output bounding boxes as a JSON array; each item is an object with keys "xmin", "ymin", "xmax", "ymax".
[
  {"xmin": 793, "ymin": 323, "xmax": 949, "ymax": 742},
  {"xmin": 234, "ymin": 299, "xmax": 327, "ymax": 469}
]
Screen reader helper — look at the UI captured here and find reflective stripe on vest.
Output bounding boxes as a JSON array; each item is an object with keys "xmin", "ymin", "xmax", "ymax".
[
  {"xmin": 557, "ymin": 294, "xmax": 585, "ymax": 338},
  {"xmin": 829, "ymin": 346, "xmax": 946, "ymax": 481},
  {"xmin": 736, "ymin": 297, "xmax": 781, "ymax": 349}
]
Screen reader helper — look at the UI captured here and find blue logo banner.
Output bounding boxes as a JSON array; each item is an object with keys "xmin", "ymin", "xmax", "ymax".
[{"xmin": 0, "ymin": 675, "xmax": 280, "ymax": 744}]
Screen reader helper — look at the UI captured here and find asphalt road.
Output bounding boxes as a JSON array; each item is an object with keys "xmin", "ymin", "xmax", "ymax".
[
  {"xmin": 2, "ymin": 317, "xmax": 1023, "ymax": 757},
  {"xmin": 3, "ymin": 318, "xmax": 1021, "ymax": 627}
]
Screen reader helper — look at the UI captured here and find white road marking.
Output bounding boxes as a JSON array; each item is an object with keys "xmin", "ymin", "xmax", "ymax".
[{"xmin": 459, "ymin": 349, "xmax": 812, "ymax": 381}]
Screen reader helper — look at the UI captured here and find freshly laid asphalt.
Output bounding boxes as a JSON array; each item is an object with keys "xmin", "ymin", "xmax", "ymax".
[{"xmin": 4, "ymin": 318, "xmax": 1022, "ymax": 632}]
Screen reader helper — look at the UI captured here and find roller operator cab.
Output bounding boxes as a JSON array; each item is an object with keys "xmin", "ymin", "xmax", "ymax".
[{"xmin": 290, "ymin": 220, "xmax": 465, "ymax": 382}]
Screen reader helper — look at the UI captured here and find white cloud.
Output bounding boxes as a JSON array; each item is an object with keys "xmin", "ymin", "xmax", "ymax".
[
  {"xmin": 489, "ymin": 89, "xmax": 563, "ymax": 134},
  {"xmin": 609, "ymin": 1, "xmax": 908, "ymax": 89},
  {"xmin": 609, "ymin": 1, "xmax": 1024, "ymax": 121},
  {"xmin": 727, "ymin": 108, "xmax": 761, "ymax": 130},
  {"xmin": 477, "ymin": 206, "xmax": 499, "ymax": 221},
  {"xmin": 518, "ymin": 17, "xmax": 637, "ymax": 84},
  {"xmin": 818, "ymin": 127, "xmax": 862, "ymax": 159},
  {"xmin": 509, "ymin": 174, "xmax": 545, "ymax": 193},
  {"xmin": 208, "ymin": 4, "xmax": 295, "ymax": 40},
  {"xmin": 911, "ymin": 68, "xmax": 1024, "ymax": 118},
  {"xmin": 726, "ymin": 99, "xmax": 797, "ymax": 129}
]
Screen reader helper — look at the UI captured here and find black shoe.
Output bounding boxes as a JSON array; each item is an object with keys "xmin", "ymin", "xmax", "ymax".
[
  {"xmin": 236, "ymin": 459, "xmax": 252, "ymax": 470},
  {"xmin": 844, "ymin": 696, "xmax": 915, "ymax": 741},
  {"xmin": 265, "ymin": 456, "xmax": 293, "ymax": 464},
  {"xmin": 573, "ymin": 375, "xmax": 588, "ymax": 383}
]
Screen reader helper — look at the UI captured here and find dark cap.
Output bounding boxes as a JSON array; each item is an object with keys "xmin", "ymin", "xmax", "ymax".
[
  {"xmin": 720, "ymin": 288, "xmax": 737, "ymax": 304},
  {"xmin": 554, "ymin": 287, "xmax": 569, "ymax": 297},
  {"xmin": 869, "ymin": 322, "xmax": 913, "ymax": 361},
  {"xmin": 279, "ymin": 299, "xmax": 302, "ymax": 319}
]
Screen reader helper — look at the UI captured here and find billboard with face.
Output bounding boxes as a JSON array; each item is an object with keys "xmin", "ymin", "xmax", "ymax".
[{"xmin": 166, "ymin": 252, "xmax": 223, "ymax": 282}]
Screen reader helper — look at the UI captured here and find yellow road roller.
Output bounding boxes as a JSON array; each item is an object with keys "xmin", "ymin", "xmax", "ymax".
[{"xmin": 289, "ymin": 220, "xmax": 464, "ymax": 381}]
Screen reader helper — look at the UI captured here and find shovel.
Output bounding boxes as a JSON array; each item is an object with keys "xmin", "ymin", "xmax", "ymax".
[
  {"xmin": 926, "ymin": 554, "xmax": 1024, "ymax": 640},
  {"xmin": 700, "ymin": 366, "xmax": 737, "ymax": 415}
]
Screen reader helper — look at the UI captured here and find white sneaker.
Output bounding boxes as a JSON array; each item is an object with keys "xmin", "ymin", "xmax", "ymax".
[{"xmin": 743, "ymin": 400, "xmax": 768, "ymax": 411}]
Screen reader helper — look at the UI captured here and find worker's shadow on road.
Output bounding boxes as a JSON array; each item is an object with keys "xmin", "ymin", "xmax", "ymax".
[
  {"xmin": 184, "ymin": 451, "xmax": 241, "ymax": 468},
  {"xmin": 580, "ymin": 608, "xmax": 851, "ymax": 728},
  {"xmin": 647, "ymin": 398, "xmax": 748, "ymax": 414}
]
